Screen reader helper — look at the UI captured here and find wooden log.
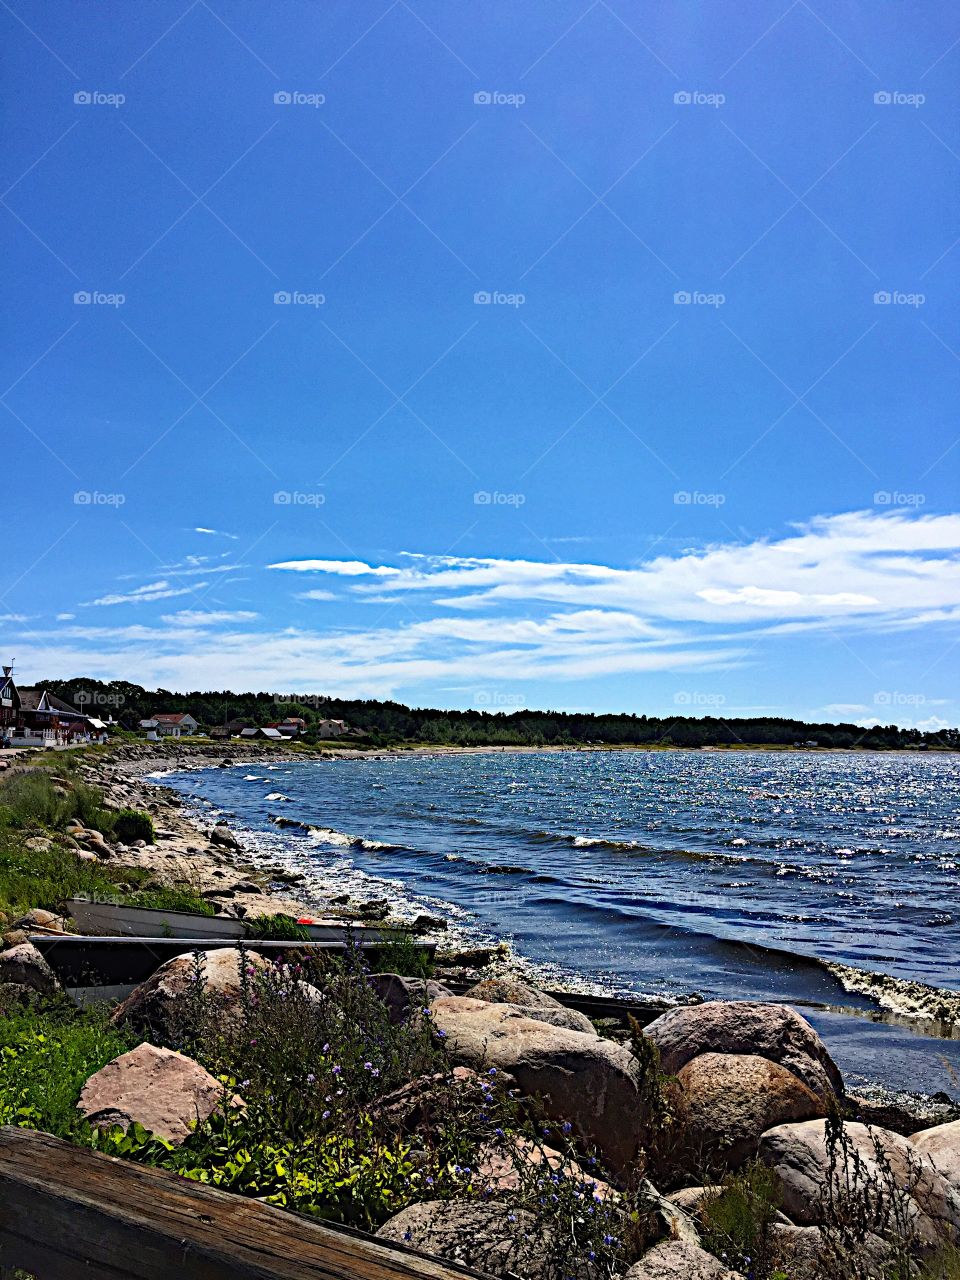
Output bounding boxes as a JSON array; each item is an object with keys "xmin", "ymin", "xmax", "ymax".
[{"xmin": 0, "ymin": 1126, "xmax": 490, "ymax": 1280}]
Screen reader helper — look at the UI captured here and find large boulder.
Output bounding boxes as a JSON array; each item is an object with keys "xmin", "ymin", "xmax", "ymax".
[
  {"xmin": 78, "ymin": 1043, "xmax": 230, "ymax": 1144},
  {"xmin": 366, "ymin": 973, "xmax": 453, "ymax": 1025},
  {"xmin": 677, "ymin": 1052, "xmax": 825, "ymax": 1169},
  {"xmin": 769, "ymin": 1222, "xmax": 893, "ymax": 1279},
  {"xmin": 457, "ymin": 984, "xmax": 596, "ymax": 1035},
  {"xmin": 377, "ymin": 1200, "xmax": 554, "ymax": 1278},
  {"xmin": 0, "ymin": 941, "xmax": 60, "ymax": 996},
  {"xmin": 624, "ymin": 1240, "xmax": 745, "ymax": 1279},
  {"xmin": 759, "ymin": 1119, "xmax": 960, "ymax": 1249},
  {"xmin": 910, "ymin": 1119, "xmax": 960, "ymax": 1193},
  {"xmin": 112, "ymin": 947, "xmax": 268, "ymax": 1040},
  {"xmin": 644, "ymin": 1001, "xmax": 843, "ymax": 1099},
  {"xmin": 430, "ymin": 995, "xmax": 641, "ymax": 1174},
  {"xmin": 466, "ymin": 976, "xmax": 563, "ymax": 1008}
]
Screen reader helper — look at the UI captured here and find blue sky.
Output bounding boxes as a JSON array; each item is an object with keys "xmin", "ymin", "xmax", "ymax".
[{"xmin": 2, "ymin": 0, "xmax": 958, "ymax": 727}]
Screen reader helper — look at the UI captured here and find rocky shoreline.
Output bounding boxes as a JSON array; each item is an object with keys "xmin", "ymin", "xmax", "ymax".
[{"xmin": 3, "ymin": 740, "xmax": 960, "ymax": 1276}]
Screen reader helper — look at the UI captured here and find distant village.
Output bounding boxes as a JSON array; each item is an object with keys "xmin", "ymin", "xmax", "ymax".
[{"xmin": 0, "ymin": 668, "xmax": 356, "ymax": 749}]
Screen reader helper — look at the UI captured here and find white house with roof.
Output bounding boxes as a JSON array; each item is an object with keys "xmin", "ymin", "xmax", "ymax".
[
  {"xmin": 149, "ymin": 712, "xmax": 200, "ymax": 738},
  {"xmin": 315, "ymin": 718, "xmax": 349, "ymax": 739}
]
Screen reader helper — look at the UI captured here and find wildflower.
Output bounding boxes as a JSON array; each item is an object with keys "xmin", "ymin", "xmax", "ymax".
[
  {"xmin": 332, "ymin": 1065, "xmax": 341, "ymax": 1075},
  {"xmin": 322, "ymin": 1042, "xmax": 330, "ymax": 1053},
  {"xmin": 562, "ymin": 1121, "xmax": 572, "ymax": 1134},
  {"xmin": 322, "ymin": 1109, "xmax": 331, "ymax": 1119},
  {"xmin": 249, "ymin": 1038, "xmax": 258, "ymax": 1046},
  {"xmin": 306, "ymin": 1073, "xmax": 315, "ymax": 1084},
  {"xmin": 487, "ymin": 1067, "xmax": 497, "ymax": 1076}
]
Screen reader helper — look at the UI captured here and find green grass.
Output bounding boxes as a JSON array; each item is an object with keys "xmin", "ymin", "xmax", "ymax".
[
  {"xmin": 0, "ymin": 1000, "xmax": 136, "ymax": 1136},
  {"xmin": 0, "ymin": 826, "xmax": 213, "ymax": 922},
  {"xmin": 0, "ymin": 770, "xmax": 203, "ymax": 922}
]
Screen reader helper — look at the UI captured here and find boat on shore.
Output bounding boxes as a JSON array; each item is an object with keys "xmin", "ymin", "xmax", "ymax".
[{"xmin": 63, "ymin": 898, "xmax": 411, "ymax": 944}]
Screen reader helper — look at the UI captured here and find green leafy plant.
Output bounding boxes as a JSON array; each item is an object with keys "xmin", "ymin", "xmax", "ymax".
[
  {"xmin": 699, "ymin": 1162, "xmax": 783, "ymax": 1279},
  {"xmin": 244, "ymin": 913, "xmax": 311, "ymax": 941},
  {"xmin": 111, "ymin": 809, "xmax": 155, "ymax": 844},
  {"xmin": 0, "ymin": 1002, "xmax": 135, "ymax": 1137}
]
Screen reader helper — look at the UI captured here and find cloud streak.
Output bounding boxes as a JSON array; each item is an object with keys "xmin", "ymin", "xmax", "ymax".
[{"xmin": 8, "ymin": 511, "xmax": 958, "ymax": 713}]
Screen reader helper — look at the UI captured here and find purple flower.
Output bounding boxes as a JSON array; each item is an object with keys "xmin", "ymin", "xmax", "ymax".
[{"xmin": 306, "ymin": 1073, "xmax": 315, "ymax": 1084}]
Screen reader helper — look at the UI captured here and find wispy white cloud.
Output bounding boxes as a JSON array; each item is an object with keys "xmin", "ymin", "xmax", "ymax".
[
  {"xmin": 194, "ymin": 527, "xmax": 239, "ymax": 540},
  {"xmin": 7, "ymin": 511, "xmax": 958, "ymax": 716},
  {"xmin": 161, "ymin": 610, "xmax": 258, "ymax": 627},
  {"xmin": 83, "ymin": 580, "xmax": 206, "ymax": 607},
  {"xmin": 268, "ymin": 510, "xmax": 960, "ymax": 627},
  {"xmin": 269, "ymin": 558, "xmax": 401, "ymax": 577}
]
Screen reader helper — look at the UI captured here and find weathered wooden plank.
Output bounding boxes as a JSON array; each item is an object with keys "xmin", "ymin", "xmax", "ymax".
[{"xmin": 0, "ymin": 1127, "xmax": 491, "ymax": 1280}]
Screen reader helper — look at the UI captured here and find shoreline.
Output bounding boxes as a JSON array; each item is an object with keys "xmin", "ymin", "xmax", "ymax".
[
  {"xmin": 78, "ymin": 742, "xmax": 960, "ymax": 1028},
  {"xmin": 15, "ymin": 740, "xmax": 960, "ymax": 1083}
]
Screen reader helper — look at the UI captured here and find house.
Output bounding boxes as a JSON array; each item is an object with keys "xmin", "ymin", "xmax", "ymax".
[
  {"xmin": 151, "ymin": 713, "xmax": 200, "ymax": 738},
  {"xmin": 7, "ymin": 686, "xmax": 106, "ymax": 748},
  {"xmin": 0, "ymin": 666, "xmax": 21, "ymax": 736},
  {"xmin": 240, "ymin": 726, "xmax": 284, "ymax": 741},
  {"xmin": 315, "ymin": 718, "xmax": 349, "ymax": 739},
  {"xmin": 267, "ymin": 717, "xmax": 306, "ymax": 739},
  {"xmin": 210, "ymin": 718, "xmax": 253, "ymax": 740}
]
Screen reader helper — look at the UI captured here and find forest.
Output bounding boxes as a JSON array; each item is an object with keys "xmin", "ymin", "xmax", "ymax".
[{"xmin": 38, "ymin": 678, "xmax": 958, "ymax": 751}]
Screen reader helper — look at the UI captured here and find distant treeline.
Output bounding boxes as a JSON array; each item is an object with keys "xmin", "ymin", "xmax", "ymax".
[{"xmin": 38, "ymin": 678, "xmax": 959, "ymax": 751}]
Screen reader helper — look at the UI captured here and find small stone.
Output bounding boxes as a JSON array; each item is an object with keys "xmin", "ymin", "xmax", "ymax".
[{"xmin": 0, "ymin": 942, "xmax": 60, "ymax": 995}]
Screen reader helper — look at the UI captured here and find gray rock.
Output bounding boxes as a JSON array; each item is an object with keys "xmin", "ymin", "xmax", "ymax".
[
  {"xmin": 910, "ymin": 1119, "xmax": 960, "ymax": 1193},
  {"xmin": 638, "ymin": 1178, "xmax": 700, "ymax": 1248},
  {"xmin": 666, "ymin": 1185, "xmax": 723, "ymax": 1216},
  {"xmin": 624, "ymin": 1239, "xmax": 745, "ymax": 1279},
  {"xmin": 377, "ymin": 1200, "xmax": 556, "ymax": 1278},
  {"xmin": 677, "ymin": 1052, "xmax": 825, "ymax": 1169},
  {"xmin": 431, "ymin": 995, "xmax": 642, "ymax": 1174},
  {"xmin": 644, "ymin": 1001, "xmax": 844, "ymax": 1099},
  {"xmin": 759, "ymin": 1118, "xmax": 960, "ymax": 1249},
  {"xmin": 78, "ymin": 1043, "xmax": 231, "ymax": 1144},
  {"xmin": 0, "ymin": 942, "xmax": 60, "ymax": 995},
  {"xmin": 769, "ymin": 1223, "xmax": 890, "ymax": 1280},
  {"xmin": 367, "ymin": 973, "xmax": 453, "ymax": 1025},
  {"xmin": 465, "ymin": 976, "xmax": 563, "ymax": 1008},
  {"xmin": 112, "ymin": 946, "xmax": 268, "ymax": 1040},
  {"xmin": 465, "ymin": 977, "xmax": 596, "ymax": 1034},
  {"xmin": 209, "ymin": 824, "xmax": 240, "ymax": 849}
]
